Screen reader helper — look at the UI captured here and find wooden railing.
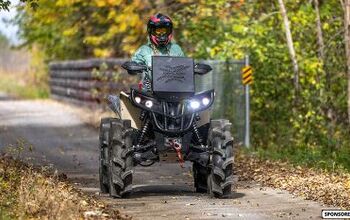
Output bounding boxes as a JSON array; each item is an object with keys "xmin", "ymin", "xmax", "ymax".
[{"xmin": 49, "ymin": 58, "xmax": 136, "ymax": 106}]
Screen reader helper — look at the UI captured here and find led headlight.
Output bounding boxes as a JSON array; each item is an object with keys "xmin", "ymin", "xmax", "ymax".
[
  {"xmin": 135, "ymin": 96, "xmax": 141, "ymax": 104},
  {"xmin": 190, "ymin": 100, "xmax": 200, "ymax": 109},
  {"xmin": 145, "ymin": 100, "xmax": 153, "ymax": 108},
  {"xmin": 202, "ymin": 97, "xmax": 210, "ymax": 106}
]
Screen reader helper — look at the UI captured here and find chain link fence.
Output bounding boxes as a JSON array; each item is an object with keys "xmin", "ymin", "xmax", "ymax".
[{"xmin": 195, "ymin": 60, "xmax": 246, "ymax": 144}]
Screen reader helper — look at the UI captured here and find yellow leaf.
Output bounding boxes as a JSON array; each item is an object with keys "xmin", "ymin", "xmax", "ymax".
[
  {"xmin": 93, "ymin": 48, "xmax": 112, "ymax": 58},
  {"xmin": 62, "ymin": 27, "xmax": 78, "ymax": 37},
  {"xmin": 345, "ymin": 179, "xmax": 350, "ymax": 189},
  {"xmin": 95, "ymin": 0, "xmax": 106, "ymax": 7}
]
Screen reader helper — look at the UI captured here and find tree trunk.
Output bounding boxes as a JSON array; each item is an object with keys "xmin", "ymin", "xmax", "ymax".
[
  {"xmin": 314, "ymin": 0, "xmax": 330, "ymax": 94},
  {"xmin": 314, "ymin": 0, "xmax": 325, "ymax": 61},
  {"xmin": 277, "ymin": 0, "xmax": 300, "ymax": 96},
  {"xmin": 312, "ymin": 0, "xmax": 325, "ymax": 94},
  {"xmin": 343, "ymin": 0, "xmax": 350, "ymax": 124}
]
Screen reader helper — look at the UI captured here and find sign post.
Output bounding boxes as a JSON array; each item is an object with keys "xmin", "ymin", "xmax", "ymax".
[{"xmin": 242, "ymin": 56, "xmax": 252, "ymax": 148}]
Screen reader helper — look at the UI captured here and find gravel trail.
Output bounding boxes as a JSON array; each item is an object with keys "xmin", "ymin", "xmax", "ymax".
[{"xmin": 0, "ymin": 99, "xmax": 333, "ymax": 219}]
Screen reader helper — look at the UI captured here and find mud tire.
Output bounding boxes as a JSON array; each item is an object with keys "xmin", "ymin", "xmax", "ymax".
[
  {"xmin": 193, "ymin": 162, "xmax": 208, "ymax": 193},
  {"xmin": 108, "ymin": 119, "xmax": 134, "ymax": 198},
  {"xmin": 207, "ymin": 119, "xmax": 234, "ymax": 198},
  {"xmin": 99, "ymin": 118, "xmax": 113, "ymax": 193}
]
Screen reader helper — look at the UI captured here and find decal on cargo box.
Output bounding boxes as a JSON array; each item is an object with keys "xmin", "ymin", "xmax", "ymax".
[{"xmin": 157, "ymin": 64, "xmax": 191, "ymax": 83}]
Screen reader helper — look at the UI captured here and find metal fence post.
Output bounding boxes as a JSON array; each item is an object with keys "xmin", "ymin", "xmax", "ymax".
[{"xmin": 244, "ymin": 55, "xmax": 250, "ymax": 148}]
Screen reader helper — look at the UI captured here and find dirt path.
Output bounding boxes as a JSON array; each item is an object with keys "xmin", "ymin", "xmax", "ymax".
[{"xmin": 0, "ymin": 99, "xmax": 333, "ymax": 219}]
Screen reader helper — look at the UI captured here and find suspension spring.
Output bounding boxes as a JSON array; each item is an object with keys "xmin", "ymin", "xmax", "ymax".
[
  {"xmin": 192, "ymin": 121, "xmax": 203, "ymax": 145},
  {"xmin": 138, "ymin": 118, "xmax": 151, "ymax": 145},
  {"xmin": 139, "ymin": 110, "xmax": 147, "ymax": 121}
]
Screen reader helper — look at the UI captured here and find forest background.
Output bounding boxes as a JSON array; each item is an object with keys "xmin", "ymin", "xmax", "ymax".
[{"xmin": 1, "ymin": 0, "xmax": 350, "ymax": 171}]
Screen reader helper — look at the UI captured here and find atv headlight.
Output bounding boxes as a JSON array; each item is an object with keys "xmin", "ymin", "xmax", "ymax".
[
  {"xmin": 202, "ymin": 97, "xmax": 210, "ymax": 106},
  {"xmin": 135, "ymin": 96, "xmax": 141, "ymax": 103},
  {"xmin": 145, "ymin": 100, "xmax": 153, "ymax": 108},
  {"xmin": 131, "ymin": 89, "xmax": 162, "ymax": 113},
  {"xmin": 190, "ymin": 100, "xmax": 200, "ymax": 109},
  {"xmin": 186, "ymin": 90, "xmax": 214, "ymax": 113}
]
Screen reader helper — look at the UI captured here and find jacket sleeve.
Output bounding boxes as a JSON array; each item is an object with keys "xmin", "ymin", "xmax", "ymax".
[{"xmin": 131, "ymin": 45, "xmax": 147, "ymax": 65}]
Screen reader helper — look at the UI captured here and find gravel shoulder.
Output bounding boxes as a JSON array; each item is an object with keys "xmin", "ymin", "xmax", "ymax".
[{"xmin": 0, "ymin": 99, "xmax": 334, "ymax": 219}]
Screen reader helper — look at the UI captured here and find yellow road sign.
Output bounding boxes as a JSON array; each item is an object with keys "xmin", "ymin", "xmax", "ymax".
[{"xmin": 242, "ymin": 66, "xmax": 253, "ymax": 85}]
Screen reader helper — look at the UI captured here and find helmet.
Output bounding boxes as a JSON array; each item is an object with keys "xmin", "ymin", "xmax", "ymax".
[{"xmin": 147, "ymin": 13, "xmax": 173, "ymax": 47}]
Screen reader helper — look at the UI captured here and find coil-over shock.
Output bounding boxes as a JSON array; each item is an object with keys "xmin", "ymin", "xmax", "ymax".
[
  {"xmin": 138, "ymin": 118, "xmax": 150, "ymax": 145},
  {"xmin": 134, "ymin": 113, "xmax": 157, "ymax": 166},
  {"xmin": 192, "ymin": 121, "xmax": 205, "ymax": 147}
]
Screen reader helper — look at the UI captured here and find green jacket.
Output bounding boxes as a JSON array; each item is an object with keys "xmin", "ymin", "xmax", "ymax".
[
  {"xmin": 131, "ymin": 41, "xmax": 185, "ymax": 91},
  {"xmin": 132, "ymin": 42, "xmax": 185, "ymax": 66}
]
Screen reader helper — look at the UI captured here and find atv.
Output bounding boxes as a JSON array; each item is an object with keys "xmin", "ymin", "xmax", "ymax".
[{"xmin": 99, "ymin": 56, "xmax": 234, "ymax": 198}]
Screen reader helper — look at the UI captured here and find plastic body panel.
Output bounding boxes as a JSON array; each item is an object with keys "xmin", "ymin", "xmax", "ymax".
[
  {"xmin": 120, "ymin": 91, "xmax": 142, "ymax": 129},
  {"xmin": 197, "ymin": 110, "xmax": 210, "ymax": 127},
  {"xmin": 152, "ymin": 56, "xmax": 195, "ymax": 101}
]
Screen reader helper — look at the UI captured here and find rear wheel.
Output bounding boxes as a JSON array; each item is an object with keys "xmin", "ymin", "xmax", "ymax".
[
  {"xmin": 108, "ymin": 119, "xmax": 134, "ymax": 198},
  {"xmin": 193, "ymin": 162, "xmax": 208, "ymax": 193},
  {"xmin": 99, "ymin": 118, "xmax": 113, "ymax": 193},
  {"xmin": 207, "ymin": 119, "xmax": 234, "ymax": 198}
]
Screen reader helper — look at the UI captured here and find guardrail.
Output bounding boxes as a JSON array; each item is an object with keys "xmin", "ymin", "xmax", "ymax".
[{"xmin": 49, "ymin": 58, "xmax": 136, "ymax": 106}]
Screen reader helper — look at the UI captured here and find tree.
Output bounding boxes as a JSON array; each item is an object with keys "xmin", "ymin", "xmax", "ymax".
[
  {"xmin": 0, "ymin": 0, "xmax": 37, "ymax": 11},
  {"xmin": 313, "ymin": 0, "xmax": 326, "ymax": 85},
  {"xmin": 342, "ymin": 0, "xmax": 350, "ymax": 124},
  {"xmin": 277, "ymin": 0, "xmax": 300, "ymax": 97},
  {"xmin": 0, "ymin": 0, "xmax": 10, "ymax": 11},
  {"xmin": 16, "ymin": 0, "xmax": 156, "ymax": 59},
  {"xmin": 12, "ymin": 0, "xmax": 350, "ymax": 163}
]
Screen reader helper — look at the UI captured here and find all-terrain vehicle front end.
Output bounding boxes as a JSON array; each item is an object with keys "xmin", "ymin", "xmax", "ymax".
[{"xmin": 99, "ymin": 56, "xmax": 234, "ymax": 198}]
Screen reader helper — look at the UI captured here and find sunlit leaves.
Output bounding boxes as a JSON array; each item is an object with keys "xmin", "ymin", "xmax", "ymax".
[
  {"xmin": 14, "ymin": 0, "xmax": 350, "ymax": 160},
  {"xmin": 0, "ymin": 0, "xmax": 38, "ymax": 11},
  {"xmin": 236, "ymin": 152, "xmax": 350, "ymax": 208},
  {"xmin": 17, "ymin": 0, "xmax": 152, "ymax": 59},
  {"xmin": 173, "ymin": 0, "xmax": 349, "ymax": 155},
  {"xmin": 0, "ymin": 0, "xmax": 10, "ymax": 11}
]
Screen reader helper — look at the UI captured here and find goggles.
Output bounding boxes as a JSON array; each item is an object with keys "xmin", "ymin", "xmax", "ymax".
[{"xmin": 153, "ymin": 27, "xmax": 170, "ymax": 37}]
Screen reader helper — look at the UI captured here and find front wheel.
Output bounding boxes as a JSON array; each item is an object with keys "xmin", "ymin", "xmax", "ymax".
[
  {"xmin": 207, "ymin": 119, "xmax": 234, "ymax": 198},
  {"xmin": 108, "ymin": 119, "xmax": 134, "ymax": 198}
]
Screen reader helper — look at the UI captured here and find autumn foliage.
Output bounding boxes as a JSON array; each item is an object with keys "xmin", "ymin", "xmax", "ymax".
[{"xmin": 13, "ymin": 0, "xmax": 350, "ymax": 171}]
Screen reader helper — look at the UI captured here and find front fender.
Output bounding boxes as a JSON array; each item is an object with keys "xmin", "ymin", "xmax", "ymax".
[{"xmin": 120, "ymin": 91, "xmax": 142, "ymax": 129}]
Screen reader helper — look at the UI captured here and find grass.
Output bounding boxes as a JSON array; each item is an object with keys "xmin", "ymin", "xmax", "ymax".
[
  {"xmin": 246, "ymin": 144, "xmax": 350, "ymax": 173},
  {"xmin": 0, "ymin": 70, "xmax": 49, "ymax": 99}
]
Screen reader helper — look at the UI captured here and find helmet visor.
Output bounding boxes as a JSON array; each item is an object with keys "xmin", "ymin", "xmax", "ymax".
[{"xmin": 153, "ymin": 27, "xmax": 171, "ymax": 37}]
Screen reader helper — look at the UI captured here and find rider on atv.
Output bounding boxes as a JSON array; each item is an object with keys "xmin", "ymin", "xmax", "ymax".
[
  {"xmin": 131, "ymin": 13, "xmax": 185, "ymax": 91},
  {"xmin": 99, "ymin": 13, "xmax": 234, "ymax": 199}
]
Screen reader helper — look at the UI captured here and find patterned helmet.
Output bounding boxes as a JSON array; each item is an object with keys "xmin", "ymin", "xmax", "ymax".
[{"xmin": 147, "ymin": 13, "xmax": 173, "ymax": 47}]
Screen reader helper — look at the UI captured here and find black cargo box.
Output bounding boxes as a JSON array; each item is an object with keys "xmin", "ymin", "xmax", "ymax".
[{"xmin": 152, "ymin": 56, "xmax": 194, "ymax": 101}]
